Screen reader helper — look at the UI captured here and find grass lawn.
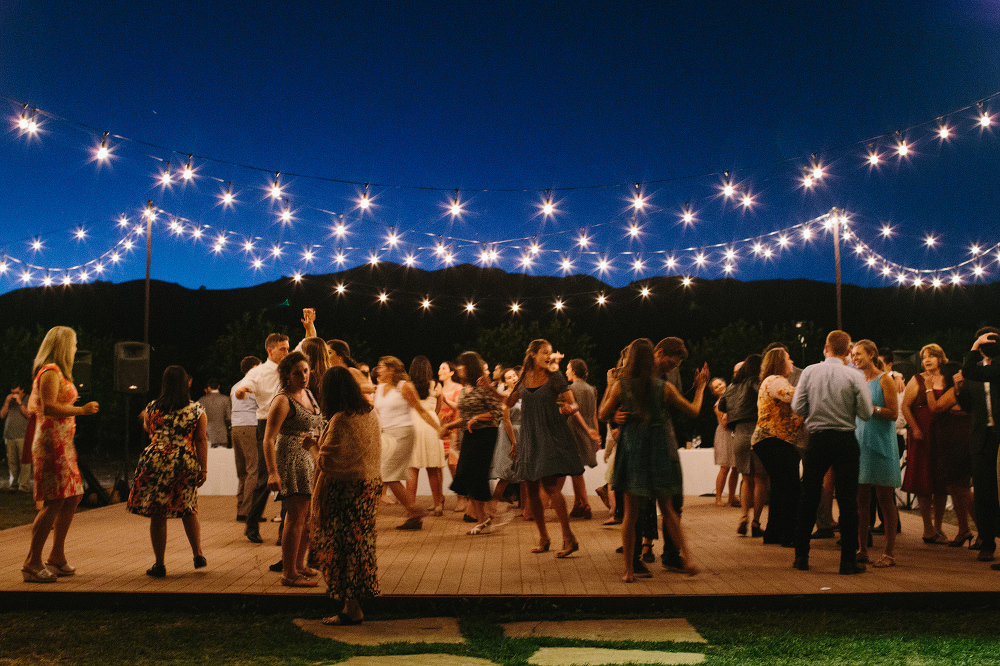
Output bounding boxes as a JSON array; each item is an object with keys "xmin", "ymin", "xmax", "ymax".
[{"xmin": 2, "ymin": 607, "xmax": 1000, "ymax": 665}]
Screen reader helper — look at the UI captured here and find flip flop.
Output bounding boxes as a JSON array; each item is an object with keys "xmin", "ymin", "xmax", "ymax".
[{"xmin": 321, "ymin": 612, "xmax": 363, "ymax": 626}]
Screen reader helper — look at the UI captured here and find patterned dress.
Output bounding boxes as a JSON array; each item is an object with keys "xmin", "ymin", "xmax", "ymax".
[
  {"xmin": 309, "ymin": 410, "xmax": 383, "ymax": 601},
  {"xmin": 29, "ymin": 364, "xmax": 84, "ymax": 501},
  {"xmin": 127, "ymin": 401, "xmax": 204, "ymax": 518},
  {"xmin": 275, "ymin": 390, "xmax": 325, "ymax": 496},
  {"xmin": 612, "ymin": 378, "xmax": 683, "ymax": 498}
]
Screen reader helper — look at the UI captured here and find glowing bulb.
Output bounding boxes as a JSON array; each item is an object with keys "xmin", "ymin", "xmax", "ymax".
[
  {"xmin": 753, "ymin": 243, "xmax": 763, "ymax": 255},
  {"xmin": 802, "ymin": 176, "xmax": 813, "ymax": 189},
  {"xmin": 897, "ymin": 273, "xmax": 907, "ymax": 284},
  {"xmin": 802, "ymin": 228, "xmax": 813, "ymax": 240},
  {"xmin": 335, "ymin": 283, "xmax": 346, "ymax": 294},
  {"xmin": 855, "ymin": 244, "xmax": 865, "ymax": 254},
  {"xmin": 596, "ymin": 294, "xmax": 607, "ymax": 305},
  {"xmin": 292, "ymin": 272, "xmax": 302, "ymax": 282},
  {"xmin": 243, "ymin": 240, "xmax": 255, "ymax": 252},
  {"xmin": 640, "ymin": 287, "xmax": 651, "ymax": 298},
  {"xmin": 271, "ymin": 180, "xmax": 282, "ymax": 199},
  {"xmin": 160, "ymin": 170, "xmax": 172, "ymax": 185},
  {"xmin": 213, "ymin": 242, "xmax": 224, "ymax": 254},
  {"xmin": 741, "ymin": 194, "xmax": 753, "ymax": 208},
  {"xmin": 867, "ymin": 256, "xmax": 877, "ymax": 266},
  {"xmin": 511, "ymin": 302, "xmax": 521, "ymax": 313},
  {"xmin": 665, "ymin": 256, "xmax": 676, "ymax": 269},
  {"xmin": 489, "ymin": 249, "xmax": 499, "ymax": 261},
  {"xmin": 359, "ymin": 194, "xmax": 370, "ymax": 209},
  {"xmin": 530, "ymin": 242, "xmax": 540, "ymax": 255},
  {"xmin": 378, "ymin": 292, "xmax": 389, "ymax": 303},
  {"xmin": 633, "ymin": 195, "xmax": 644, "ymax": 210},
  {"xmin": 118, "ymin": 215, "xmax": 130, "ymax": 228},
  {"xmin": 253, "ymin": 258, "xmax": 263, "ymax": 269},
  {"xmin": 542, "ymin": 199, "xmax": 554, "ymax": 216},
  {"xmin": 444, "ymin": 252, "xmax": 454, "ymax": 264},
  {"xmin": 404, "ymin": 254, "xmax": 416, "ymax": 267},
  {"xmin": 75, "ymin": 228, "xmax": 87, "ymax": 240},
  {"xmin": 435, "ymin": 243, "xmax": 446, "ymax": 256},
  {"xmin": 628, "ymin": 224, "xmax": 640, "ymax": 238},
  {"xmin": 280, "ymin": 207, "xmax": 292, "ymax": 223},
  {"xmin": 577, "ymin": 234, "xmax": 589, "ymax": 248},
  {"xmin": 449, "ymin": 193, "xmax": 462, "ymax": 216},
  {"xmin": 682, "ymin": 210, "xmax": 694, "ymax": 224},
  {"xmin": 725, "ymin": 248, "xmax": 736, "ymax": 260},
  {"xmin": 913, "ymin": 276, "xmax": 923, "ymax": 287},
  {"xmin": 111, "ymin": 252, "xmax": 121, "ymax": 263},
  {"xmin": 868, "ymin": 152, "xmax": 880, "ymax": 166},
  {"xmin": 465, "ymin": 302, "xmax": 475, "ymax": 313},
  {"xmin": 183, "ymin": 162, "xmax": 193, "ymax": 180},
  {"xmin": 597, "ymin": 258, "xmax": 609, "ymax": 272},
  {"xmin": 724, "ymin": 263, "xmax": 734, "ymax": 274},
  {"xmin": 123, "ymin": 239, "xmax": 134, "ymax": 250},
  {"xmin": 882, "ymin": 266, "xmax": 892, "ymax": 276},
  {"xmin": 27, "ymin": 119, "xmax": 38, "ymax": 134},
  {"xmin": 778, "ymin": 236, "xmax": 789, "ymax": 247},
  {"xmin": 553, "ymin": 299, "xmax": 564, "ymax": 311},
  {"xmin": 134, "ymin": 224, "xmax": 145, "ymax": 235},
  {"xmin": 981, "ymin": 113, "xmax": 992, "ymax": 127},
  {"xmin": 421, "ymin": 298, "xmax": 432, "ymax": 309},
  {"xmin": 170, "ymin": 220, "xmax": 183, "ymax": 234},
  {"xmin": 20, "ymin": 271, "xmax": 31, "ymax": 283},
  {"xmin": 812, "ymin": 166, "xmax": 823, "ymax": 180},
  {"xmin": 387, "ymin": 232, "xmax": 399, "ymax": 246},
  {"xmin": 925, "ymin": 236, "xmax": 936, "ymax": 247},
  {"xmin": 96, "ymin": 144, "xmax": 109, "ymax": 161},
  {"xmin": 521, "ymin": 255, "xmax": 533, "ymax": 268},
  {"xmin": 77, "ymin": 270, "xmax": 88, "ymax": 282},
  {"xmin": 271, "ymin": 245, "xmax": 282, "ymax": 258},
  {"xmin": 302, "ymin": 249, "xmax": 314, "ymax": 263},
  {"xmin": 479, "ymin": 249, "xmax": 491, "ymax": 264},
  {"xmin": 897, "ymin": 141, "xmax": 909, "ymax": 156},
  {"xmin": 561, "ymin": 258, "xmax": 573, "ymax": 272},
  {"xmin": 881, "ymin": 225, "xmax": 893, "ymax": 238},
  {"xmin": 62, "ymin": 274, "xmax": 72, "ymax": 286},
  {"xmin": 633, "ymin": 258, "xmax": 644, "ymax": 272},
  {"xmin": 694, "ymin": 253, "xmax": 707, "ymax": 266},
  {"xmin": 0, "ymin": 261, "xmax": 6, "ymax": 273},
  {"xmin": 43, "ymin": 275, "xmax": 53, "ymax": 287},
  {"xmin": 334, "ymin": 252, "xmax": 346, "ymax": 265},
  {"xmin": 938, "ymin": 125, "xmax": 951, "ymax": 139},
  {"xmin": 190, "ymin": 228, "xmax": 202, "ymax": 240},
  {"xmin": 723, "ymin": 183, "xmax": 735, "ymax": 198},
  {"xmin": 369, "ymin": 254, "xmax": 380, "ymax": 266},
  {"xmin": 94, "ymin": 263, "xmax": 104, "ymax": 274},
  {"xmin": 681, "ymin": 276, "xmax": 692, "ymax": 287},
  {"xmin": 971, "ymin": 245, "xmax": 981, "ymax": 255},
  {"xmin": 952, "ymin": 273, "xmax": 963, "ymax": 284},
  {"xmin": 763, "ymin": 247, "xmax": 773, "ymax": 258},
  {"xmin": 932, "ymin": 277, "xmax": 942, "ymax": 288},
  {"xmin": 974, "ymin": 265, "xmax": 985, "ymax": 277}
]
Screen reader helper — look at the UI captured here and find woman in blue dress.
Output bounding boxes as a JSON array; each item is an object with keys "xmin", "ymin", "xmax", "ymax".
[
  {"xmin": 598, "ymin": 338, "xmax": 708, "ymax": 582},
  {"xmin": 852, "ymin": 340, "xmax": 900, "ymax": 568}
]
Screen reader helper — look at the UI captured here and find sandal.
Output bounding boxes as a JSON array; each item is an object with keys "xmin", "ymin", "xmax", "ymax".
[
  {"xmin": 922, "ymin": 533, "xmax": 949, "ymax": 544},
  {"xmin": 321, "ymin": 612, "xmax": 363, "ymax": 626},
  {"xmin": 281, "ymin": 574, "xmax": 318, "ymax": 587},
  {"xmin": 22, "ymin": 566, "xmax": 58, "ymax": 583},
  {"xmin": 602, "ymin": 517, "xmax": 621, "ymax": 526},
  {"xmin": 45, "ymin": 561, "xmax": 76, "ymax": 577},
  {"xmin": 467, "ymin": 519, "xmax": 492, "ymax": 535},
  {"xmin": 949, "ymin": 531, "xmax": 975, "ymax": 548},
  {"xmin": 873, "ymin": 554, "xmax": 896, "ymax": 568},
  {"xmin": 641, "ymin": 544, "xmax": 655, "ymax": 563},
  {"xmin": 531, "ymin": 540, "xmax": 550, "ymax": 553},
  {"xmin": 300, "ymin": 567, "xmax": 319, "ymax": 577},
  {"xmin": 556, "ymin": 539, "xmax": 579, "ymax": 558}
]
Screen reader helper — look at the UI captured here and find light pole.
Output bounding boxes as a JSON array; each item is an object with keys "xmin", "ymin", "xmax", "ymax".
[{"xmin": 830, "ymin": 207, "xmax": 843, "ymax": 331}]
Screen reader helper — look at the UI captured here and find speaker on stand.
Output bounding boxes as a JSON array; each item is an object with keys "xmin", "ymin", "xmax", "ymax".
[
  {"xmin": 72, "ymin": 350, "xmax": 112, "ymax": 506},
  {"xmin": 114, "ymin": 342, "xmax": 150, "ymax": 500}
]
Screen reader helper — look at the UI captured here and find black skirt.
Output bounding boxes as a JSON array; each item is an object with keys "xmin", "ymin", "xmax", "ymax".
[{"xmin": 449, "ymin": 426, "xmax": 497, "ymax": 502}]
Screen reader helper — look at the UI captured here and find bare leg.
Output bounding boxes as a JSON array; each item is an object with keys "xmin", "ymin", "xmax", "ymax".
[
  {"xmin": 406, "ymin": 467, "xmax": 420, "ymax": 504},
  {"xmin": 857, "ymin": 483, "xmax": 872, "ymax": 560},
  {"xmin": 752, "ymin": 476, "xmax": 768, "ymax": 525},
  {"xmin": 525, "ymin": 479, "xmax": 550, "ymax": 549},
  {"xmin": 715, "ymin": 467, "xmax": 728, "ymax": 505},
  {"xmin": 491, "ymin": 479, "xmax": 509, "ymax": 503},
  {"xmin": 570, "ymin": 474, "xmax": 590, "ymax": 511},
  {"xmin": 46, "ymin": 494, "xmax": 81, "ymax": 567},
  {"xmin": 740, "ymin": 476, "xmax": 753, "ymax": 524},
  {"xmin": 728, "ymin": 471, "xmax": 740, "ymax": 506},
  {"xmin": 947, "ymin": 485, "xmax": 973, "ymax": 537},
  {"xmin": 875, "ymin": 486, "xmax": 898, "ymax": 558},
  {"xmin": 181, "ymin": 512, "xmax": 203, "ymax": 558},
  {"xmin": 150, "ymin": 516, "xmax": 168, "ymax": 566},
  {"xmin": 427, "ymin": 467, "xmax": 444, "ymax": 509},
  {"xmin": 932, "ymin": 492, "xmax": 946, "ymax": 535},
  {"xmin": 917, "ymin": 495, "xmax": 935, "ymax": 537},
  {"xmin": 542, "ymin": 476, "xmax": 575, "ymax": 549},
  {"xmin": 282, "ymin": 496, "xmax": 310, "ymax": 578},
  {"xmin": 621, "ymin": 492, "xmax": 640, "ymax": 582},
  {"xmin": 385, "ymin": 480, "xmax": 423, "ymax": 517}
]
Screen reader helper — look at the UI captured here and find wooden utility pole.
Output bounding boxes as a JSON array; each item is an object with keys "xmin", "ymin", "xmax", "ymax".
[{"xmin": 830, "ymin": 207, "xmax": 843, "ymax": 330}]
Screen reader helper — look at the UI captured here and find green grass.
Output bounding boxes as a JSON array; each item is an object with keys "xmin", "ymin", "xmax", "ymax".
[
  {"xmin": 0, "ymin": 489, "xmax": 41, "ymax": 530},
  {"xmin": 2, "ymin": 608, "xmax": 1000, "ymax": 665}
]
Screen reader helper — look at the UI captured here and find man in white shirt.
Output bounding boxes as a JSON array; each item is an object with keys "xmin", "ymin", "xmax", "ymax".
[
  {"xmin": 791, "ymin": 330, "xmax": 873, "ymax": 574},
  {"xmin": 230, "ymin": 356, "xmax": 261, "ymax": 522},
  {"xmin": 234, "ymin": 333, "xmax": 289, "ymax": 543}
]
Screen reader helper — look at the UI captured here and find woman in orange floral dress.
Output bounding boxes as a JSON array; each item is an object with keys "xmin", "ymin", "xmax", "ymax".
[{"xmin": 22, "ymin": 326, "xmax": 99, "ymax": 583}]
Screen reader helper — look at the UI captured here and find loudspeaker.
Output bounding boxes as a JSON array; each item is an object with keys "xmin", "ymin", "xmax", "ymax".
[
  {"xmin": 114, "ymin": 342, "xmax": 150, "ymax": 393},
  {"xmin": 73, "ymin": 350, "xmax": 92, "ymax": 394}
]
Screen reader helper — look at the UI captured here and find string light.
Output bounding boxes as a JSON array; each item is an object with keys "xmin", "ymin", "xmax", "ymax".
[
  {"xmin": 596, "ymin": 293, "xmax": 607, "ymax": 306},
  {"xmin": 639, "ymin": 286, "xmax": 651, "ymax": 298},
  {"xmin": 159, "ymin": 161, "xmax": 172, "ymax": 186},
  {"xmin": 221, "ymin": 183, "xmax": 235, "ymax": 207},
  {"xmin": 279, "ymin": 200, "xmax": 292, "ymax": 223},
  {"xmin": 464, "ymin": 301, "xmax": 476, "ymax": 313},
  {"xmin": 680, "ymin": 203, "xmax": 695, "ymax": 225},
  {"xmin": 335, "ymin": 282, "xmax": 347, "ymax": 295},
  {"xmin": 94, "ymin": 132, "xmax": 110, "ymax": 162},
  {"xmin": 553, "ymin": 298, "xmax": 565, "ymax": 311},
  {"xmin": 628, "ymin": 223, "xmax": 640, "ymax": 238},
  {"xmin": 541, "ymin": 189, "xmax": 555, "ymax": 217},
  {"xmin": 681, "ymin": 276, "xmax": 692, "ymax": 287},
  {"xmin": 510, "ymin": 301, "xmax": 521, "ymax": 313},
  {"xmin": 449, "ymin": 190, "xmax": 462, "ymax": 217},
  {"xmin": 270, "ymin": 173, "xmax": 282, "ymax": 199},
  {"xmin": 182, "ymin": 156, "xmax": 194, "ymax": 181},
  {"xmin": 404, "ymin": 253, "xmax": 417, "ymax": 267},
  {"xmin": 938, "ymin": 124, "xmax": 952, "ymax": 140},
  {"xmin": 421, "ymin": 297, "xmax": 432, "ymax": 309},
  {"xmin": 358, "ymin": 184, "xmax": 371, "ymax": 210},
  {"xmin": 378, "ymin": 291, "xmax": 389, "ymax": 304},
  {"xmin": 632, "ymin": 184, "xmax": 645, "ymax": 210}
]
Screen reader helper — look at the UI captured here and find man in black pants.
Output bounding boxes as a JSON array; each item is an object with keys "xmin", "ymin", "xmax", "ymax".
[
  {"xmin": 791, "ymin": 330, "xmax": 873, "ymax": 574},
  {"xmin": 956, "ymin": 327, "xmax": 1000, "ymax": 565}
]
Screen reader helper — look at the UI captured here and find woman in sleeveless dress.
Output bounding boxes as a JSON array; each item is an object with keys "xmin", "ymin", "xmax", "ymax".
[
  {"xmin": 373, "ymin": 356, "xmax": 439, "ymax": 530},
  {"xmin": 901, "ymin": 344, "xmax": 950, "ymax": 543},
  {"xmin": 852, "ymin": 340, "xmax": 901, "ymax": 567},
  {"xmin": 263, "ymin": 351, "xmax": 327, "ymax": 587},
  {"xmin": 406, "ymin": 356, "xmax": 445, "ymax": 514},
  {"xmin": 22, "ymin": 327, "xmax": 99, "ymax": 583},
  {"xmin": 128, "ymin": 365, "xmax": 208, "ymax": 577},
  {"xmin": 598, "ymin": 338, "xmax": 708, "ymax": 581},
  {"xmin": 435, "ymin": 361, "xmax": 465, "ymax": 513}
]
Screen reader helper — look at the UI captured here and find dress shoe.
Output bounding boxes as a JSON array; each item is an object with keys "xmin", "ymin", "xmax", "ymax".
[
  {"xmin": 977, "ymin": 543, "xmax": 996, "ymax": 562},
  {"xmin": 839, "ymin": 562, "xmax": 866, "ymax": 575},
  {"xmin": 811, "ymin": 528, "xmax": 835, "ymax": 539},
  {"xmin": 792, "ymin": 557, "xmax": 809, "ymax": 571},
  {"xmin": 245, "ymin": 529, "xmax": 263, "ymax": 544}
]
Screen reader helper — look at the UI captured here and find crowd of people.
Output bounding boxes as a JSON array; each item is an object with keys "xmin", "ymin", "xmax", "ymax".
[{"xmin": 10, "ymin": 316, "xmax": 1000, "ymax": 623}]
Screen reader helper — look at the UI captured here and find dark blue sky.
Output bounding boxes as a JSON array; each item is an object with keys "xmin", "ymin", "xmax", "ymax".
[{"xmin": 3, "ymin": 0, "xmax": 1000, "ymax": 295}]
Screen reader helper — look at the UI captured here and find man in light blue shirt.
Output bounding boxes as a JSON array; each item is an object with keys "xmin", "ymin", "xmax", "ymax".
[{"xmin": 791, "ymin": 330, "xmax": 873, "ymax": 574}]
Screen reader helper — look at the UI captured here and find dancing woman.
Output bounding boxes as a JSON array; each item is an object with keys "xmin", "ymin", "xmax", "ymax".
[
  {"xmin": 598, "ymin": 338, "xmax": 707, "ymax": 581},
  {"xmin": 505, "ymin": 339, "xmax": 585, "ymax": 557},
  {"xmin": 406, "ymin": 356, "xmax": 445, "ymax": 514}
]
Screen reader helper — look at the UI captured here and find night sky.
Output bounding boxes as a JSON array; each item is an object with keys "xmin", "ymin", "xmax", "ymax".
[{"xmin": 2, "ymin": 1, "xmax": 1000, "ymax": 297}]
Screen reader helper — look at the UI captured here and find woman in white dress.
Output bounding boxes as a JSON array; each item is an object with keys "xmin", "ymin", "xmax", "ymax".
[
  {"xmin": 373, "ymin": 356, "xmax": 439, "ymax": 530},
  {"xmin": 406, "ymin": 356, "xmax": 445, "ymax": 515}
]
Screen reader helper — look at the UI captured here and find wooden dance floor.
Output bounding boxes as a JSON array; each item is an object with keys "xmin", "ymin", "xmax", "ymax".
[{"xmin": 2, "ymin": 494, "xmax": 999, "ymax": 599}]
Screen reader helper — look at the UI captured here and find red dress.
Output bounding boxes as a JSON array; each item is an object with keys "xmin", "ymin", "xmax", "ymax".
[
  {"xmin": 28, "ymin": 364, "xmax": 84, "ymax": 501},
  {"xmin": 901, "ymin": 374, "xmax": 946, "ymax": 496}
]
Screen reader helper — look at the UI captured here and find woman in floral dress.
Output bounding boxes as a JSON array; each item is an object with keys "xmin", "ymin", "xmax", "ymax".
[
  {"xmin": 127, "ymin": 365, "xmax": 208, "ymax": 577},
  {"xmin": 22, "ymin": 326, "xmax": 99, "ymax": 583},
  {"xmin": 307, "ymin": 366, "xmax": 382, "ymax": 626}
]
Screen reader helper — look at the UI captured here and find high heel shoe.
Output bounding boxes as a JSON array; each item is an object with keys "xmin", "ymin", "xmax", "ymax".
[
  {"xmin": 949, "ymin": 531, "xmax": 975, "ymax": 548},
  {"xmin": 531, "ymin": 540, "xmax": 551, "ymax": 553},
  {"xmin": 22, "ymin": 566, "xmax": 58, "ymax": 583},
  {"xmin": 737, "ymin": 519, "xmax": 748, "ymax": 536},
  {"xmin": 44, "ymin": 561, "xmax": 76, "ymax": 576},
  {"xmin": 556, "ymin": 539, "xmax": 579, "ymax": 558},
  {"xmin": 750, "ymin": 521, "xmax": 763, "ymax": 538},
  {"xmin": 922, "ymin": 533, "xmax": 949, "ymax": 545}
]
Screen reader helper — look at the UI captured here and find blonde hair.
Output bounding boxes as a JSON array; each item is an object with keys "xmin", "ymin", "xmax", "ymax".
[
  {"xmin": 33, "ymin": 326, "xmax": 76, "ymax": 382},
  {"xmin": 920, "ymin": 343, "xmax": 948, "ymax": 366},
  {"xmin": 826, "ymin": 330, "xmax": 852, "ymax": 357},
  {"xmin": 759, "ymin": 347, "xmax": 789, "ymax": 381},
  {"xmin": 377, "ymin": 356, "xmax": 409, "ymax": 385},
  {"xmin": 854, "ymin": 340, "xmax": 884, "ymax": 371}
]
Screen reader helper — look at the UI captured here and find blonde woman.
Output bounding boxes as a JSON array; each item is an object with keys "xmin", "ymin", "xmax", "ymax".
[{"xmin": 22, "ymin": 327, "xmax": 99, "ymax": 583}]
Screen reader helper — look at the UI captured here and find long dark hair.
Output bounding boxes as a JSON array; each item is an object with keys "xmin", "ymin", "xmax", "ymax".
[
  {"xmin": 408, "ymin": 355, "xmax": 434, "ymax": 400},
  {"xmin": 733, "ymin": 354, "xmax": 763, "ymax": 386},
  {"xmin": 621, "ymin": 338, "xmax": 655, "ymax": 422},
  {"xmin": 455, "ymin": 351, "xmax": 484, "ymax": 387},
  {"xmin": 153, "ymin": 365, "xmax": 191, "ymax": 413},
  {"xmin": 327, "ymin": 339, "xmax": 358, "ymax": 369},
  {"xmin": 300, "ymin": 337, "xmax": 330, "ymax": 395},
  {"xmin": 320, "ymin": 366, "xmax": 372, "ymax": 418}
]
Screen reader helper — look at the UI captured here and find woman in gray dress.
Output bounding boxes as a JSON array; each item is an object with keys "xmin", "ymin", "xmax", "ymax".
[
  {"xmin": 263, "ymin": 351, "xmax": 327, "ymax": 587},
  {"xmin": 506, "ymin": 339, "xmax": 585, "ymax": 557}
]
